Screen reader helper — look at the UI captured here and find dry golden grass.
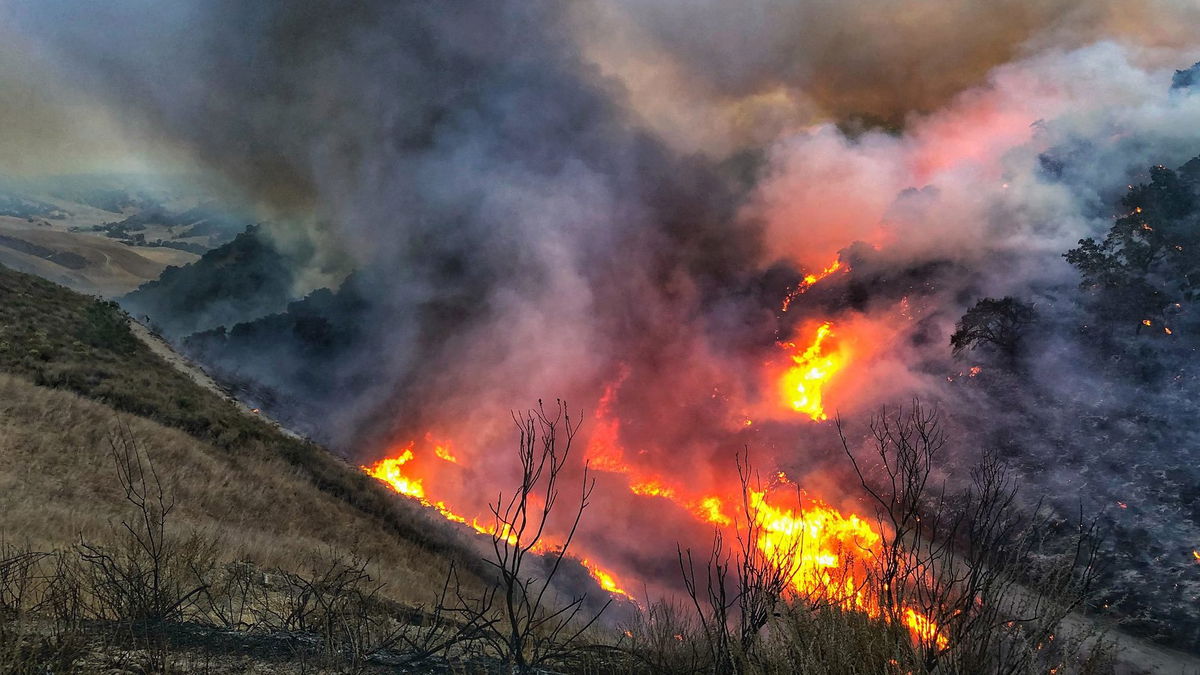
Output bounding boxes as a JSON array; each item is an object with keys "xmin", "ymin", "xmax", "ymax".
[{"xmin": 0, "ymin": 373, "xmax": 477, "ymax": 609}]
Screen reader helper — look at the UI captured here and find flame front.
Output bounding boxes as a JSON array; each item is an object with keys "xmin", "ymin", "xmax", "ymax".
[
  {"xmin": 360, "ymin": 298, "xmax": 951, "ymax": 647},
  {"xmin": 364, "ymin": 445, "xmax": 425, "ymax": 499},
  {"xmin": 362, "ymin": 438, "xmax": 636, "ymax": 602},
  {"xmin": 749, "ymin": 489, "xmax": 947, "ymax": 649},
  {"xmin": 778, "ymin": 321, "xmax": 848, "ymax": 421},
  {"xmin": 781, "ymin": 258, "xmax": 844, "ymax": 312}
]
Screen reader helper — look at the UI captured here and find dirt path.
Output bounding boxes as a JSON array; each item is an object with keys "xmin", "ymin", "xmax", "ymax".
[
  {"xmin": 126, "ymin": 317, "xmax": 302, "ymax": 440},
  {"xmin": 1077, "ymin": 613, "xmax": 1200, "ymax": 675}
]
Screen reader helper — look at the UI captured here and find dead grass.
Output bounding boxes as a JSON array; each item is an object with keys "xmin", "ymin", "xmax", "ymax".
[
  {"xmin": 0, "ymin": 373, "xmax": 472, "ymax": 610},
  {"xmin": 0, "ymin": 263, "xmax": 486, "ymax": 585}
]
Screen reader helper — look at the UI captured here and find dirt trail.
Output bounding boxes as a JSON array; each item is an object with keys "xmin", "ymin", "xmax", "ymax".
[{"xmin": 126, "ymin": 317, "xmax": 301, "ymax": 440}]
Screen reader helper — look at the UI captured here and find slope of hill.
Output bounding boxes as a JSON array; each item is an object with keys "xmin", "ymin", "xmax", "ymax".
[
  {"xmin": 0, "ymin": 262, "xmax": 512, "ymax": 669},
  {"xmin": 0, "ymin": 219, "xmax": 199, "ymax": 296},
  {"xmin": 0, "ymin": 176, "xmax": 253, "ymax": 297},
  {"xmin": 0, "ymin": 373, "xmax": 456, "ymax": 609},
  {"xmin": 0, "ymin": 260, "xmax": 485, "ymax": 589},
  {"xmin": 0, "ymin": 260, "xmax": 475, "ymax": 553}
]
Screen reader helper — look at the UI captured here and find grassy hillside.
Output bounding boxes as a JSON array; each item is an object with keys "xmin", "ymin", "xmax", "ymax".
[
  {"xmin": 0, "ymin": 262, "xmax": 480, "ymax": 593},
  {"xmin": 0, "ymin": 263, "xmax": 459, "ymax": 559},
  {"xmin": 0, "ymin": 263, "xmax": 1169, "ymax": 673},
  {"xmin": 0, "ymin": 262, "xmax": 508, "ymax": 669},
  {"xmin": 0, "ymin": 373, "xmax": 457, "ymax": 608}
]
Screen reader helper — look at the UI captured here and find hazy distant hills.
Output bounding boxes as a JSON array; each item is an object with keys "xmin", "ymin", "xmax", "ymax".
[{"xmin": 0, "ymin": 175, "xmax": 250, "ymax": 296}]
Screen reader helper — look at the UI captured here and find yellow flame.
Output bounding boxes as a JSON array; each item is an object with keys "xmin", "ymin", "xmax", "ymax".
[
  {"xmin": 363, "ymin": 445, "xmax": 424, "ymax": 498},
  {"xmin": 779, "ymin": 322, "xmax": 848, "ymax": 421},
  {"xmin": 750, "ymin": 489, "xmax": 948, "ymax": 648},
  {"xmin": 905, "ymin": 608, "xmax": 951, "ymax": 650},
  {"xmin": 581, "ymin": 558, "xmax": 634, "ymax": 600}
]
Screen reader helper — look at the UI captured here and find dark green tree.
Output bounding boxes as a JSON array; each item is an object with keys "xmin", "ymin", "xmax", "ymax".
[
  {"xmin": 950, "ymin": 297, "xmax": 1036, "ymax": 359},
  {"xmin": 1064, "ymin": 162, "xmax": 1200, "ymax": 327}
]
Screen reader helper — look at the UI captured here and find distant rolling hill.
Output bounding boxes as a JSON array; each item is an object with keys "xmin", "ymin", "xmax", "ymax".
[{"xmin": 0, "ymin": 176, "xmax": 251, "ymax": 297}]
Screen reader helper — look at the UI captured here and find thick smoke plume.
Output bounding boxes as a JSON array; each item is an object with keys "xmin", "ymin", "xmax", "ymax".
[{"xmin": 8, "ymin": 0, "xmax": 1200, "ymax": 642}]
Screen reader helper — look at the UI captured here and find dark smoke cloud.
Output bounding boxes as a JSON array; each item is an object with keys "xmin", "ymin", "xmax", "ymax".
[{"xmin": 5, "ymin": 0, "xmax": 763, "ymax": 448}]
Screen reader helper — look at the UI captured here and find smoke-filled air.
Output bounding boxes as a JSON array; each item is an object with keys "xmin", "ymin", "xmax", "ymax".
[{"xmin": 3, "ymin": 0, "xmax": 1200, "ymax": 670}]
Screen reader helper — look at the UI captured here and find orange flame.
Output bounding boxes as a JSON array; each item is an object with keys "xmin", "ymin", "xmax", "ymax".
[
  {"xmin": 781, "ymin": 258, "xmax": 845, "ymax": 312},
  {"xmin": 750, "ymin": 488, "xmax": 948, "ymax": 649},
  {"xmin": 778, "ymin": 321, "xmax": 848, "ymax": 421},
  {"xmin": 433, "ymin": 445, "xmax": 457, "ymax": 463},
  {"xmin": 363, "ymin": 445, "xmax": 425, "ymax": 499},
  {"xmin": 905, "ymin": 608, "xmax": 951, "ymax": 651},
  {"xmin": 364, "ymin": 348, "xmax": 952, "ymax": 650},
  {"xmin": 750, "ymin": 490, "xmax": 879, "ymax": 600},
  {"xmin": 581, "ymin": 558, "xmax": 634, "ymax": 600},
  {"xmin": 364, "ymin": 438, "xmax": 634, "ymax": 602}
]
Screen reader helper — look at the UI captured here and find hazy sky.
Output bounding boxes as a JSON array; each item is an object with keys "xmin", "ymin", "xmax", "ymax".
[{"xmin": 0, "ymin": 24, "xmax": 190, "ymax": 177}]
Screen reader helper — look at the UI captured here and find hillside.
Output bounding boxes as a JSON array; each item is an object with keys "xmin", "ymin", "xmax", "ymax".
[
  {"xmin": 0, "ymin": 263, "xmax": 496, "ymax": 670},
  {"xmin": 3, "ymin": 239, "xmax": 1199, "ymax": 673}
]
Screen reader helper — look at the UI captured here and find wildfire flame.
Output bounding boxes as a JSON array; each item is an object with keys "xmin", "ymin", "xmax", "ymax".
[
  {"xmin": 364, "ymin": 445, "xmax": 426, "ymax": 500},
  {"xmin": 778, "ymin": 321, "xmax": 848, "ymax": 421},
  {"xmin": 362, "ymin": 438, "xmax": 637, "ymax": 602},
  {"xmin": 780, "ymin": 258, "xmax": 845, "ymax": 312},
  {"xmin": 750, "ymin": 490, "xmax": 879, "ymax": 598},
  {"xmin": 750, "ymin": 488, "xmax": 947, "ymax": 649},
  {"xmin": 360, "ymin": 304, "xmax": 954, "ymax": 648},
  {"xmin": 364, "ymin": 433, "xmax": 947, "ymax": 648}
]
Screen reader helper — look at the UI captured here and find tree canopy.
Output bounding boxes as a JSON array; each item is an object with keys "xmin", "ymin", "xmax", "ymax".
[{"xmin": 950, "ymin": 297, "xmax": 1036, "ymax": 359}]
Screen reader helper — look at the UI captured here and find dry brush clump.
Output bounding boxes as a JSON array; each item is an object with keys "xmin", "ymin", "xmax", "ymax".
[{"xmin": 436, "ymin": 401, "xmax": 616, "ymax": 671}]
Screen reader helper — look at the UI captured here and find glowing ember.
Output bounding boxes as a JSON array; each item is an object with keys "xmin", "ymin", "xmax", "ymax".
[{"xmin": 778, "ymin": 321, "xmax": 848, "ymax": 421}]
